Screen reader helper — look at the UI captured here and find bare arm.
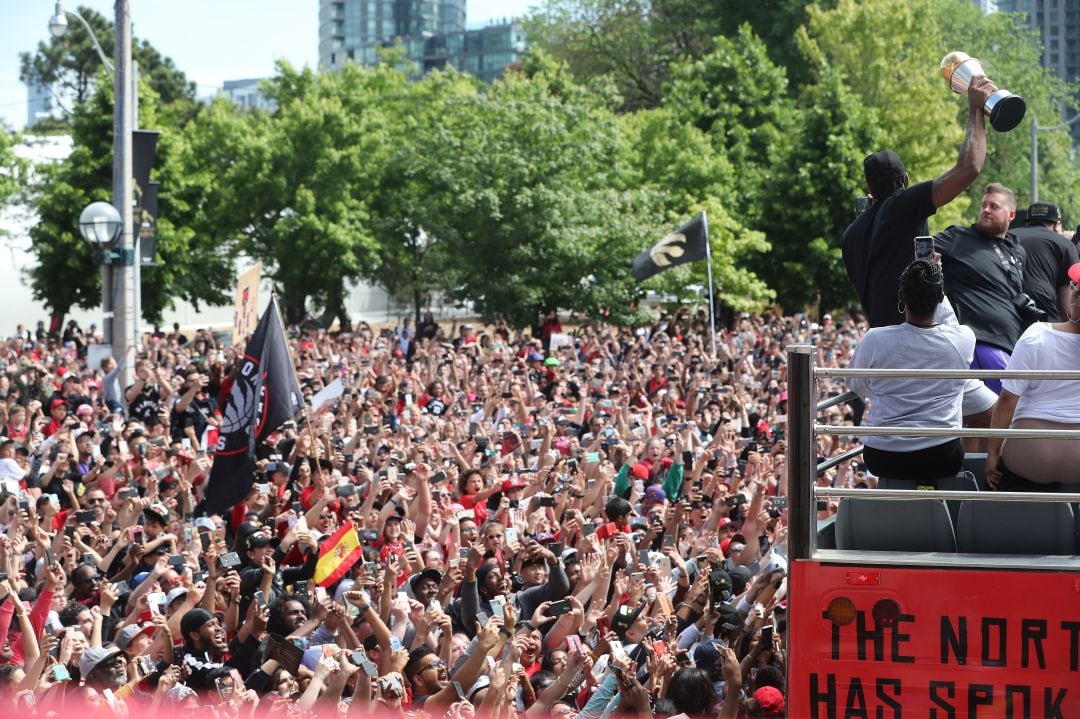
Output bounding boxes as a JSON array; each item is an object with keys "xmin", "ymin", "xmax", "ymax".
[
  {"xmin": 985, "ymin": 389, "xmax": 1020, "ymax": 490},
  {"xmin": 930, "ymin": 75, "xmax": 994, "ymax": 209}
]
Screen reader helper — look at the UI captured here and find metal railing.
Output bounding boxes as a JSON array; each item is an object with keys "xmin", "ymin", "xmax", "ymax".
[{"xmin": 786, "ymin": 344, "xmax": 1080, "ymax": 564}]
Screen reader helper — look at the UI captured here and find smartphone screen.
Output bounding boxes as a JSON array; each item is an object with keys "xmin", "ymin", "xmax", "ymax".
[{"xmin": 914, "ymin": 235, "xmax": 934, "ymax": 259}]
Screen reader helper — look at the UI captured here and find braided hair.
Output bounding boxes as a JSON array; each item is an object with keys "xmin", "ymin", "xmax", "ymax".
[{"xmin": 898, "ymin": 259, "xmax": 945, "ymax": 318}]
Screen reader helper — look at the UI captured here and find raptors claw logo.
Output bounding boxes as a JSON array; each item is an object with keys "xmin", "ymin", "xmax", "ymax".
[
  {"xmin": 649, "ymin": 232, "xmax": 687, "ymax": 267},
  {"xmin": 217, "ymin": 357, "xmax": 263, "ymax": 452}
]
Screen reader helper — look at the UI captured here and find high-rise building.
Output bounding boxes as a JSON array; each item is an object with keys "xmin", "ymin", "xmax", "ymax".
[
  {"xmin": 26, "ymin": 83, "xmax": 55, "ymax": 127},
  {"xmin": 996, "ymin": 0, "xmax": 1080, "ymax": 137},
  {"xmin": 318, "ymin": 0, "xmax": 524, "ymax": 82},
  {"xmin": 221, "ymin": 79, "xmax": 277, "ymax": 112}
]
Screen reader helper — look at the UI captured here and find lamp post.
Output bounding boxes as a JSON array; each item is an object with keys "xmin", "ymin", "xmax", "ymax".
[
  {"xmin": 1029, "ymin": 113, "xmax": 1080, "ymax": 202},
  {"xmin": 50, "ymin": 1, "xmax": 134, "ymax": 388}
]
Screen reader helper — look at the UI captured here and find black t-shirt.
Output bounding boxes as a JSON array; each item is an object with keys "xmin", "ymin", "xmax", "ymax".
[
  {"xmin": 934, "ymin": 225, "xmax": 1027, "ymax": 351},
  {"xmin": 1012, "ymin": 224, "xmax": 1079, "ymax": 321},
  {"xmin": 841, "ymin": 181, "xmax": 936, "ymax": 328},
  {"xmin": 127, "ymin": 383, "xmax": 163, "ymax": 422},
  {"xmin": 170, "ymin": 394, "xmax": 217, "ymax": 443}
]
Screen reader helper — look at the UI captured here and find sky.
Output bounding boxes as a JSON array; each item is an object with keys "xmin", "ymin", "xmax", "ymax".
[{"xmin": 0, "ymin": 0, "xmax": 536, "ymax": 130}]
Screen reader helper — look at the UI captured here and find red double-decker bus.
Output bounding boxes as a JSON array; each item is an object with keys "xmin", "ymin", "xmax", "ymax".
[{"xmin": 783, "ymin": 344, "xmax": 1080, "ymax": 718}]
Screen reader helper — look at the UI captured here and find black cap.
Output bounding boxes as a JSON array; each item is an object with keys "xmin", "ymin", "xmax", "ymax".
[
  {"xmin": 1026, "ymin": 201, "xmax": 1062, "ymax": 224},
  {"xmin": 863, "ymin": 150, "xmax": 906, "ymax": 198},
  {"xmin": 180, "ymin": 607, "xmax": 215, "ymax": 640},
  {"xmin": 410, "ymin": 568, "xmax": 442, "ymax": 593}
]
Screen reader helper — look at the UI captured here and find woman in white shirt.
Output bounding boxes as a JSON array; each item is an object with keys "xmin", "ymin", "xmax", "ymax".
[
  {"xmin": 986, "ymin": 263, "xmax": 1080, "ymax": 490},
  {"xmin": 848, "ymin": 259, "xmax": 973, "ymax": 481}
]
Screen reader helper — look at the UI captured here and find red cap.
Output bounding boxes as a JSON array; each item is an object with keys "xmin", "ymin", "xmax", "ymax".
[
  {"xmin": 502, "ymin": 478, "xmax": 526, "ymax": 492},
  {"xmin": 753, "ymin": 686, "xmax": 785, "ymax": 715},
  {"xmin": 631, "ymin": 463, "xmax": 650, "ymax": 481},
  {"xmin": 50, "ymin": 398, "xmax": 67, "ymax": 410}
]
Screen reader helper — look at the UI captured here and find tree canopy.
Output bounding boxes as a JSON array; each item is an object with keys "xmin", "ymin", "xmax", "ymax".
[{"xmin": 12, "ymin": 0, "xmax": 1080, "ymax": 330}]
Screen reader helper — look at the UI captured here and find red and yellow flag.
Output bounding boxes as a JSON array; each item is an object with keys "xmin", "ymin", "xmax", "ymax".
[{"xmin": 314, "ymin": 520, "xmax": 363, "ymax": 587}]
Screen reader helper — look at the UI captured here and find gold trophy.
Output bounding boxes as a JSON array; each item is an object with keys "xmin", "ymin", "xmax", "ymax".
[{"xmin": 940, "ymin": 51, "xmax": 1026, "ymax": 132}]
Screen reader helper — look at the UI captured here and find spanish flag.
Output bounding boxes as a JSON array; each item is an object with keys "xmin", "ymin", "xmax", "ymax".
[{"xmin": 314, "ymin": 520, "xmax": 363, "ymax": 587}]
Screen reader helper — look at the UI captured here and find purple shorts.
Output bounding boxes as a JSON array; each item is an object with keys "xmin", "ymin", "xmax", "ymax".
[{"xmin": 971, "ymin": 342, "xmax": 1011, "ymax": 394}]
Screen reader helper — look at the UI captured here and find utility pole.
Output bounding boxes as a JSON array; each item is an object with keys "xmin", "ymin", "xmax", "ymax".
[{"xmin": 113, "ymin": 0, "xmax": 134, "ymax": 388}]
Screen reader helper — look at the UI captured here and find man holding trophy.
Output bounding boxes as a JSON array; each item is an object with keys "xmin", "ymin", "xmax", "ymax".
[{"xmin": 842, "ymin": 53, "xmax": 1020, "ymax": 440}]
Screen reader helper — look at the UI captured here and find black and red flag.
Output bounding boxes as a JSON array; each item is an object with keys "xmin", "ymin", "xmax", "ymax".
[{"xmin": 204, "ymin": 295, "xmax": 302, "ymax": 514}]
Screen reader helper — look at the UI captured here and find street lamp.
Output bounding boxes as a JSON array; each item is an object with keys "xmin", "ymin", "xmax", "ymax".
[
  {"xmin": 49, "ymin": 3, "xmax": 115, "ymax": 74},
  {"xmin": 1029, "ymin": 113, "xmax": 1080, "ymax": 202},
  {"xmin": 78, "ymin": 201, "xmax": 122, "ymax": 247},
  {"xmin": 49, "ymin": 1, "xmax": 134, "ymax": 388}
]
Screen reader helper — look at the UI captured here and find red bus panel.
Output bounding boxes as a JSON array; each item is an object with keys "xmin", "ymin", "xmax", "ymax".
[{"xmin": 788, "ymin": 561, "xmax": 1080, "ymax": 718}]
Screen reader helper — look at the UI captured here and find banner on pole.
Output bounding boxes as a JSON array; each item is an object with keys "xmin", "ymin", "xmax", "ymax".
[
  {"xmin": 233, "ymin": 263, "xmax": 263, "ymax": 346},
  {"xmin": 632, "ymin": 212, "xmax": 709, "ymax": 282}
]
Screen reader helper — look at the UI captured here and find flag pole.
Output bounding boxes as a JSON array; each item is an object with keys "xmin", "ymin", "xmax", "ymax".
[
  {"xmin": 702, "ymin": 211, "xmax": 717, "ymax": 358},
  {"xmin": 270, "ymin": 291, "xmax": 323, "ymax": 465}
]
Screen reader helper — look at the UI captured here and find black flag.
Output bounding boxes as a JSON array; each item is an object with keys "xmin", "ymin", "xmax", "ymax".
[
  {"xmin": 632, "ymin": 212, "xmax": 709, "ymax": 282},
  {"xmin": 204, "ymin": 295, "xmax": 302, "ymax": 515}
]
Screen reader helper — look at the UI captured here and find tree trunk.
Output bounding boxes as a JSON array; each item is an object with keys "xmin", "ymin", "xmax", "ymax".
[
  {"xmin": 318, "ymin": 285, "xmax": 352, "ymax": 332},
  {"xmin": 281, "ymin": 287, "xmax": 306, "ymax": 326}
]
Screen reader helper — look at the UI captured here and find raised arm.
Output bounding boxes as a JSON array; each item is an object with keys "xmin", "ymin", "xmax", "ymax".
[{"xmin": 930, "ymin": 75, "xmax": 994, "ymax": 209}]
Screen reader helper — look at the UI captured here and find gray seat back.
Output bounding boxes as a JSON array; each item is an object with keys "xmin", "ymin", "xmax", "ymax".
[
  {"xmin": 956, "ymin": 500, "xmax": 1075, "ymax": 555},
  {"xmin": 962, "ymin": 453, "xmax": 989, "ymax": 492},
  {"xmin": 877, "ymin": 472, "xmax": 978, "ymax": 528},
  {"xmin": 836, "ymin": 497, "xmax": 956, "ymax": 552}
]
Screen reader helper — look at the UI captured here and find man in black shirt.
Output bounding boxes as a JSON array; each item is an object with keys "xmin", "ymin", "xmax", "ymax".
[
  {"xmin": 841, "ymin": 74, "xmax": 996, "ymax": 328},
  {"xmin": 1012, "ymin": 201, "xmax": 1078, "ymax": 321},
  {"xmin": 840, "ymin": 74, "xmax": 999, "ymax": 440},
  {"xmin": 934, "ymin": 183, "xmax": 1027, "ymax": 394},
  {"xmin": 126, "ymin": 359, "xmax": 174, "ymax": 422}
]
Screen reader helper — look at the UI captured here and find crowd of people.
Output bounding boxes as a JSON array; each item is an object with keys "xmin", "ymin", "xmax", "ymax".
[{"xmin": 0, "ymin": 305, "xmax": 855, "ymax": 719}]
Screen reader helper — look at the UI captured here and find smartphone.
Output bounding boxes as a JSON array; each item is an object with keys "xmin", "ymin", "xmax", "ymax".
[
  {"xmin": 219, "ymin": 552, "xmax": 241, "ymax": 569},
  {"xmin": 548, "ymin": 599, "xmax": 572, "ymax": 616},
  {"xmin": 146, "ymin": 591, "xmax": 166, "ymax": 613},
  {"xmin": 215, "ymin": 676, "xmax": 234, "ymax": 701},
  {"xmin": 582, "ymin": 522, "xmax": 596, "ymax": 535},
  {"xmin": 136, "ymin": 655, "xmax": 156, "ymax": 676},
  {"xmin": 914, "ymin": 235, "xmax": 934, "ymax": 259},
  {"xmin": 597, "ymin": 615, "xmax": 610, "ymax": 635},
  {"xmin": 459, "ymin": 547, "xmax": 470, "ymax": 560},
  {"xmin": 663, "ymin": 535, "xmax": 675, "ymax": 548},
  {"xmin": 637, "ymin": 549, "xmax": 650, "ymax": 568},
  {"xmin": 390, "ymin": 636, "xmax": 403, "ymax": 651},
  {"xmin": 652, "ymin": 639, "xmax": 669, "ymax": 657},
  {"xmin": 254, "ymin": 590, "xmax": 267, "ymax": 608},
  {"xmin": 566, "ymin": 634, "xmax": 583, "ymax": 653},
  {"xmin": 489, "ymin": 595, "xmax": 506, "ymax": 619},
  {"xmin": 294, "ymin": 580, "xmax": 309, "ymax": 601},
  {"xmin": 504, "ymin": 528, "xmax": 518, "ymax": 545},
  {"xmin": 132, "ymin": 527, "xmax": 144, "ymax": 546},
  {"xmin": 51, "ymin": 664, "xmax": 72, "ymax": 682},
  {"xmin": 200, "ymin": 532, "xmax": 211, "ymax": 552},
  {"xmin": 112, "ymin": 580, "xmax": 129, "ymax": 595},
  {"xmin": 75, "ymin": 510, "xmax": 96, "ymax": 524},
  {"xmin": 168, "ymin": 554, "xmax": 187, "ymax": 568},
  {"xmin": 119, "ymin": 488, "xmax": 139, "ymax": 500},
  {"xmin": 364, "ymin": 425, "xmax": 379, "ymax": 435},
  {"xmin": 537, "ymin": 496, "xmax": 554, "ymax": 508}
]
